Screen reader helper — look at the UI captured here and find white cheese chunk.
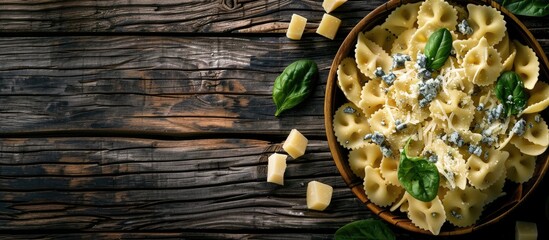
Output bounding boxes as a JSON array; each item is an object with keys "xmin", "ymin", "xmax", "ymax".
[
  {"xmin": 515, "ymin": 221, "xmax": 537, "ymax": 240},
  {"xmin": 322, "ymin": 0, "xmax": 347, "ymax": 13},
  {"xmin": 316, "ymin": 13, "xmax": 341, "ymax": 40},
  {"xmin": 306, "ymin": 181, "xmax": 333, "ymax": 211},
  {"xmin": 267, "ymin": 153, "xmax": 287, "ymax": 185},
  {"xmin": 282, "ymin": 129, "xmax": 308, "ymax": 159},
  {"xmin": 286, "ymin": 14, "xmax": 307, "ymax": 40}
]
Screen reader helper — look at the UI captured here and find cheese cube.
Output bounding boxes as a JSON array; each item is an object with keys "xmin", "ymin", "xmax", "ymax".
[
  {"xmin": 267, "ymin": 153, "xmax": 287, "ymax": 185},
  {"xmin": 322, "ymin": 0, "xmax": 347, "ymax": 13},
  {"xmin": 286, "ymin": 14, "xmax": 307, "ymax": 40},
  {"xmin": 515, "ymin": 221, "xmax": 537, "ymax": 240},
  {"xmin": 307, "ymin": 181, "xmax": 333, "ymax": 211},
  {"xmin": 316, "ymin": 13, "xmax": 341, "ymax": 40},
  {"xmin": 282, "ymin": 129, "xmax": 308, "ymax": 159}
]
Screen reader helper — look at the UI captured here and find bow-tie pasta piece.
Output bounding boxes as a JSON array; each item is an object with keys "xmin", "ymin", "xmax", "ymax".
[
  {"xmin": 391, "ymin": 28, "xmax": 417, "ymax": 54},
  {"xmin": 363, "ymin": 166, "xmax": 403, "ymax": 207},
  {"xmin": 417, "ymin": 0, "xmax": 458, "ymax": 31},
  {"xmin": 364, "ymin": 25, "xmax": 396, "ymax": 54},
  {"xmin": 523, "ymin": 81, "xmax": 549, "ymax": 114},
  {"xmin": 368, "ymin": 107, "xmax": 396, "ymax": 136},
  {"xmin": 504, "ymin": 144, "xmax": 537, "ymax": 183},
  {"xmin": 521, "ymin": 114, "xmax": 549, "ymax": 147},
  {"xmin": 513, "ymin": 40, "xmax": 540, "ymax": 90},
  {"xmin": 358, "ymin": 78, "xmax": 386, "ymax": 117},
  {"xmin": 333, "ymin": 103, "xmax": 370, "ymax": 149},
  {"xmin": 355, "ymin": 32, "xmax": 392, "ymax": 79},
  {"xmin": 466, "ymin": 148, "xmax": 508, "ymax": 190},
  {"xmin": 463, "ymin": 37, "xmax": 503, "ymax": 86},
  {"xmin": 481, "ymin": 171, "xmax": 506, "ymax": 204},
  {"xmin": 407, "ymin": 194, "xmax": 447, "ymax": 235},
  {"xmin": 380, "ymin": 156, "xmax": 400, "ymax": 187},
  {"xmin": 382, "ymin": 2, "xmax": 421, "ymax": 35},
  {"xmin": 337, "ymin": 57, "xmax": 365, "ymax": 106},
  {"xmin": 466, "ymin": 4, "xmax": 506, "ymax": 46},
  {"xmin": 348, "ymin": 143, "xmax": 383, "ymax": 178},
  {"xmin": 442, "ymin": 187, "xmax": 487, "ymax": 227},
  {"xmin": 452, "ymin": 38, "xmax": 478, "ymax": 64},
  {"xmin": 511, "ymin": 135, "xmax": 548, "ymax": 156}
]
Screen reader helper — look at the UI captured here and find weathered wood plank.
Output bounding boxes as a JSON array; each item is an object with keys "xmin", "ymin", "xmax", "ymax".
[
  {"xmin": 0, "ymin": 138, "xmax": 372, "ymax": 231},
  {"xmin": 0, "ymin": 0, "xmax": 383, "ymax": 33},
  {"xmin": 0, "ymin": 36, "xmax": 337, "ymax": 136},
  {"xmin": 0, "ymin": 0, "xmax": 547, "ymax": 40}
]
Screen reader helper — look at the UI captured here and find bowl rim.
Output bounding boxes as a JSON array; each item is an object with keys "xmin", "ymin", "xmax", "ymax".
[{"xmin": 324, "ymin": 0, "xmax": 549, "ymax": 236}]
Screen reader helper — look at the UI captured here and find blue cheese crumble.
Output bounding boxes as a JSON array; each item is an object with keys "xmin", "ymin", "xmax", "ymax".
[
  {"xmin": 382, "ymin": 72, "xmax": 397, "ymax": 85},
  {"xmin": 392, "ymin": 53, "xmax": 411, "ymax": 69},
  {"xmin": 371, "ymin": 132, "xmax": 385, "ymax": 145},
  {"xmin": 418, "ymin": 77, "xmax": 442, "ymax": 108},
  {"xmin": 476, "ymin": 103, "xmax": 484, "ymax": 111},
  {"xmin": 468, "ymin": 144, "xmax": 482, "ymax": 157},
  {"xmin": 535, "ymin": 114, "xmax": 541, "ymax": 123},
  {"xmin": 486, "ymin": 104, "xmax": 505, "ymax": 123},
  {"xmin": 457, "ymin": 19, "xmax": 473, "ymax": 35},
  {"xmin": 395, "ymin": 119, "xmax": 407, "ymax": 132},
  {"xmin": 374, "ymin": 67, "xmax": 385, "ymax": 77},
  {"xmin": 416, "ymin": 53, "xmax": 427, "ymax": 68},
  {"xmin": 451, "ymin": 210, "xmax": 463, "ymax": 220},
  {"xmin": 343, "ymin": 106, "xmax": 356, "ymax": 114},
  {"xmin": 380, "ymin": 145, "xmax": 393, "ymax": 157},
  {"xmin": 363, "ymin": 133, "xmax": 372, "ymax": 140},
  {"xmin": 511, "ymin": 119, "xmax": 526, "ymax": 136},
  {"xmin": 448, "ymin": 131, "xmax": 464, "ymax": 147}
]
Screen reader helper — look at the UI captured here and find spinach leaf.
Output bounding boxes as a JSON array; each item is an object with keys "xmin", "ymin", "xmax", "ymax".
[
  {"xmin": 272, "ymin": 59, "xmax": 318, "ymax": 116},
  {"xmin": 397, "ymin": 139, "xmax": 439, "ymax": 202},
  {"xmin": 424, "ymin": 28, "xmax": 452, "ymax": 71},
  {"xmin": 498, "ymin": 0, "xmax": 549, "ymax": 17},
  {"xmin": 495, "ymin": 71, "xmax": 528, "ymax": 116},
  {"xmin": 335, "ymin": 219, "xmax": 396, "ymax": 240}
]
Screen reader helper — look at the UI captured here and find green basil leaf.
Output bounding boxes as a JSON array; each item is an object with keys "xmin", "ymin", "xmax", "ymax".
[
  {"xmin": 398, "ymin": 139, "xmax": 439, "ymax": 202},
  {"xmin": 495, "ymin": 71, "xmax": 528, "ymax": 116},
  {"xmin": 335, "ymin": 219, "xmax": 396, "ymax": 240},
  {"xmin": 272, "ymin": 59, "xmax": 318, "ymax": 117},
  {"xmin": 499, "ymin": 0, "xmax": 549, "ymax": 17},
  {"xmin": 424, "ymin": 28, "xmax": 453, "ymax": 71}
]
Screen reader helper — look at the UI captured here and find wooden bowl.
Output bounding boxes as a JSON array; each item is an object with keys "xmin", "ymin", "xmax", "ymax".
[{"xmin": 324, "ymin": 0, "xmax": 549, "ymax": 236}]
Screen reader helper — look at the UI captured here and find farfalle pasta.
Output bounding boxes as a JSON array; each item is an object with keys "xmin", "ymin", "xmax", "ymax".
[{"xmin": 332, "ymin": 0, "xmax": 549, "ymax": 235}]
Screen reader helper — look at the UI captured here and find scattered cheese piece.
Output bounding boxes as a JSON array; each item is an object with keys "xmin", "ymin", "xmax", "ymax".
[
  {"xmin": 286, "ymin": 14, "xmax": 307, "ymax": 40},
  {"xmin": 322, "ymin": 0, "xmax": 347, "ymax": 13},
  {"xmin": 306, "ymin": 181, "xmax": 333, "ymax": 211},
  {"xmin": 515, "ymin": 221, "xmax": 537, "ymax": 240},
  {"xmin": 316, "ymin": 13, "xmax": 341, "ymax": 40},
  {"xmin": 282, "ymin": 129, "xmax": 308, "ymax": 159},
  {"xmin": 267, "ymin": 153, "xmax": 287, "ymax": 185}
]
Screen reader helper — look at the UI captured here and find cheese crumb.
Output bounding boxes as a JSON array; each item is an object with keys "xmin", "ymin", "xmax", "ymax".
[
  {"xmin": 316, "ymin": 14, "xmax": 341, "ymax": 40},
  {"xmin": 286, "ymin": 14, "xmax": 307, "ymax": 40},
  {"xmin": 307, "ymin": 181, "xmax": 333, "ymax": 211},
  {"xmin": 515, "ymin": 221, "xmax": 537, "ymax": 240},
  {"xmin": 267, "ymin": 153, "xmax": 287, "ymax": 185},
  {"xmin": 322, "ymin": 0, "xmax": 347, "ymax": 13},
  {"xmin": 283, "ymin": 129, "xmax": 308, "ymax": 159}
]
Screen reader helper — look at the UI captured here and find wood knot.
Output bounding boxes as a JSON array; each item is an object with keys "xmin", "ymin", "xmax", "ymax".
[{"xmin": 220, "ymin": 0, "xmax": 242, "ymax": 10}]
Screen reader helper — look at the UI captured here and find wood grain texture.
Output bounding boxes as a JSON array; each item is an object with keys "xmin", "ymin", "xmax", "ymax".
[
  {"xmin": 0, "ymin": 138, "xmax": 371, "ymax": 232},
  {"xmin": 0, "ymin": 0, "xmax": 384, "ymax": 33},
  {"xmin": 0, "ymin": 36, "xmax": 338, "ymax": 136}
]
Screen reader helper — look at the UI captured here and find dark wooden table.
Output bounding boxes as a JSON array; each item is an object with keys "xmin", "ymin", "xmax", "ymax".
[{"xmin": 0, "ymin": 1, "xmax": 547, "ymax": 239}]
